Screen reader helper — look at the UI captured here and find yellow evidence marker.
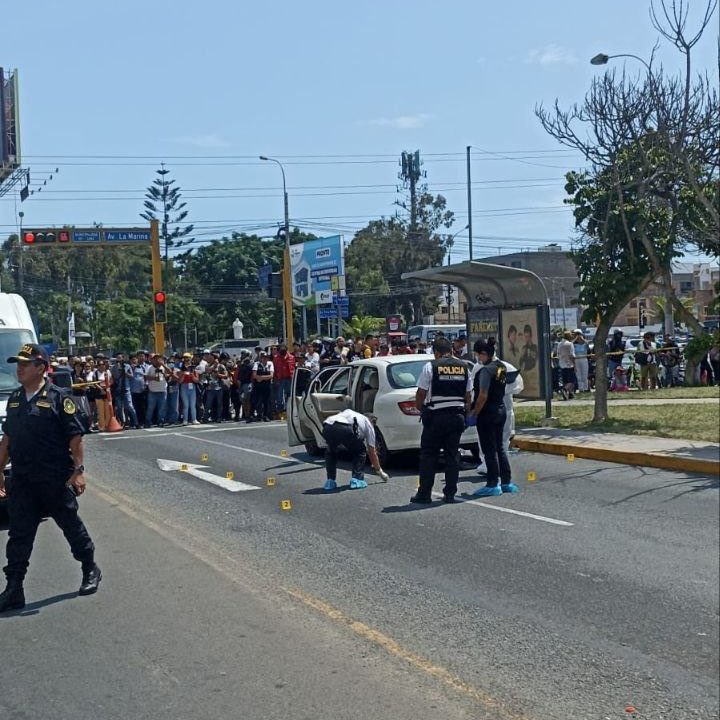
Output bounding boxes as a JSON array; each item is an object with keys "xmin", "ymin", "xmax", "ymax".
[
  {"xmin": 567, "ymin": 453, "xmax": 575, "ymax": 463},
  {"xmin": 180, "ymin": 464, "xmax": 188, "ymax": 472},
  {"xmin": 280, "ymin": 449, "xmax": 289, "ymax": 458},
  {"xmin": 527, "ymin": 471, "xmax": 537, "ymax": 482},
  {"xmin": 266, "ymin": 477, "xmax": 276, "ymax": 487},
  {"xmin": 226, "ymin": 471, "xmax": 234, "ymax": 480},
  {"xmin": 280, "ymin": 500, "xmax": 292, "ymax": 511},
  {"xmin": 201, "ymin": 454, "xmax": 209, "ymax": 462}
]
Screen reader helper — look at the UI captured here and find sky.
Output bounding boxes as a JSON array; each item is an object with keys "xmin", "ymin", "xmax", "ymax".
[{"xmin": 1, "ymin": 0, "xmax": 718, "ymax": 264}]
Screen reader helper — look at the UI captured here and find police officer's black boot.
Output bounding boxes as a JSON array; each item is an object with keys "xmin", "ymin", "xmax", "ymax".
[
  {"xmin": 0, "ymin": 578, "xmax": 25, "ymax": 612},
  {"xmin": 79, "ymin": 562, "xmax": 102, "ymax": 596}
]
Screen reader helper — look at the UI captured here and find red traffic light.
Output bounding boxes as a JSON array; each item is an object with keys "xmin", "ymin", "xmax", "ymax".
[
  {"xmin": 23, "ymin": 232, "xmax": 35, "ymax": 244},
  {"xmin": 154, "ymin": 291, "xmax": 166, "ymax": 304}
]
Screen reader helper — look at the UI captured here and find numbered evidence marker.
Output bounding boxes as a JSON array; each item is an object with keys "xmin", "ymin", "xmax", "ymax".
[
  {"xmin": 527, "ymin": 471, "xmax": 537, "ymax": 482},
  {"xmin": 201, "ymin": 454, "xmax": 209, "ymax": 462},
  {"xmin": 280, "ymin": 500, "xmax": 292, "ymax": 511},
  {"xmin": 181, "ymin": 464, "xmax": 188, "ymax": 471},
  {"xmin": 266, "ymin": 477, "xmax": 276, "ymax": 487},
  {"xmin": 280, "ymin": 449, "xmax": 289, "ymax": 458},
  {"xmin": 566, "ymin": 453, "xmax": 576, "ymax": 463},
  {"xmin": 226, "ymin": 471, "xmax": 234, "ymax": 480}
]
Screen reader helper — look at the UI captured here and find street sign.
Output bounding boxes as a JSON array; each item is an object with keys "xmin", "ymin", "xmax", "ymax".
[
  {"xmin": 104, "ymin": 229, "xmax": 151, "ymax": 243},
  {"xmin": 316, "ymin": 289, "xmax": 333, "ymax": 305},
  {"xmin": 258, "ymin": 262, "xmax": 272, "ymax": 291},
  {"xmin": 21, "ymin": 227, "xmax": 152, "ymax": 245},
  {"xmin": 73, "ymin": 230, "xmax": 102, "ymax": 243},
  {"xmin": 319, "ymin": 296, "xmax": 349, "ymax": 319}
]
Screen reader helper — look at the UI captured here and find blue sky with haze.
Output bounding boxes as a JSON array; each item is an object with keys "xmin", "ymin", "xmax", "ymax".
[{"xmin": 1, "ymin": 0, "xmax": 717, "ymax": 261}]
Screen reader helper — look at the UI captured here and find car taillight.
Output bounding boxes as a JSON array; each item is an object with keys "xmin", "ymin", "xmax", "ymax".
[{"xmin": 398, "ymin": 400, "xmax": 421, "ymax": 416}]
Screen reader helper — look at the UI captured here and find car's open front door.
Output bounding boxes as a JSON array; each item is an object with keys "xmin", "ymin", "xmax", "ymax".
[{"xmin": 287, "ymin": 367, "xmax": 314, "ymax": 446}]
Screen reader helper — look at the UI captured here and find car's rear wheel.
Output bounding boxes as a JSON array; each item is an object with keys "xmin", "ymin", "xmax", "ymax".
[{"xmin": 304, "ymin": 439, "xmax": 324, "ymax": 457}]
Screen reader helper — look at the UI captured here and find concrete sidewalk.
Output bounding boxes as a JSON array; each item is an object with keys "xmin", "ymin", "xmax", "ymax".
[{"xmin": 513, "ymin": 428, "xmax": 720, "ymax": 476}]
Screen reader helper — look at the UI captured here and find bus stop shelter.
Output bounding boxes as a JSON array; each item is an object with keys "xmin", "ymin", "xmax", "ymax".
[{"xmin": 402, "ymin": 261, "xmax": 553, "ymax": 418}]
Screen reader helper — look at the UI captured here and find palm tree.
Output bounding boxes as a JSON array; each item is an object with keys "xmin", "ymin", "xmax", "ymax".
[{"xmin": 343, "ymin": 315, "xmax": 385, "ymax": 338}]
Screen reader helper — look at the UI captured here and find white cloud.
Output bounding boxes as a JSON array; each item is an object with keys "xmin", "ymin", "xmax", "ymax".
[
  {"xmin": 526, "ymin": 44, "xmax": 577, "ymax": 67},
  {"xmin": 367, "ymin": 114, "xmax": 432, "ymax": 129},
  {"xmin": 167, "ymin": 133, "xmax": 229, "ymax": 148}
]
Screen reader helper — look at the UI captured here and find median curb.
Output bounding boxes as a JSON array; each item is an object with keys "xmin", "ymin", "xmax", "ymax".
[{"xmin": 512, "ymin": 436, "xmax": 720, "ymax": 476}]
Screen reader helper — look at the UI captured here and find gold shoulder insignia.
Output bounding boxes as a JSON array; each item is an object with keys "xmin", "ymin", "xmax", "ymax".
[{"xmin": 63, "ymin": 397, "xmax": 76, "ymax": 415}]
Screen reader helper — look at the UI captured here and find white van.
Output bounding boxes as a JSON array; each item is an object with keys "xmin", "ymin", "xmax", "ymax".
[
  {"xmin": 0, "ymin": 293, "xmax": 39, "ymax": 418},
  {"xmin": 407, "ymin": 324, "xmax": 466, "ymax": 345}
]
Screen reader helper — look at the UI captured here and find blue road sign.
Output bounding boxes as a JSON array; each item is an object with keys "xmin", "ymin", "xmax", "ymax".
[
  {"xmin": 104, "ymin": 229, "xmax": 151, "ymax": 243},
  {"xmin": 258, "ymin": 262, "xmax": 272, "ymax": 291},
  {"xmin": 319, "ymin": 306, "xmax": 350, "ymax": 319},
  {"xmin": 73, "ymin": 230, "xmax": 102, "ymax": 243}
]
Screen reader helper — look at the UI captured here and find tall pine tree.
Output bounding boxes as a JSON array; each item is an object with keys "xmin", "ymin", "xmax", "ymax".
[{"xmin": 140, "ymin": 163, "xmax": 194, "ymax": 278}]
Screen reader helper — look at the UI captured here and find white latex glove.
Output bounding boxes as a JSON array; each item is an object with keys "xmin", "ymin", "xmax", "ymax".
[{"xmin": 378, "ymin": 469, "xmax": 390, "ymax": 482}]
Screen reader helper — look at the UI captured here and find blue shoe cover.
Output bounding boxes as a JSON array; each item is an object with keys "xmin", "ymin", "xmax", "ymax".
[
  {"xmin": 323, "ymin": 479, "xmax": 337, "ymax": 491},
  {"xmin": 501, "ymin": 483, "xmax": 519, "ymax": 494},
  {"xmin": 349, "ymin": 477, "xmax": 368, "ymax": 489},
  {"xmin": 472, "ymin": 485, "xmax": 503, "ymax": 498}
]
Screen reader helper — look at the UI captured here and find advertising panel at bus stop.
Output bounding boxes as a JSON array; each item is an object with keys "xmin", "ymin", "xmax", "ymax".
[{"xmin": 289, "ymin": 235, "xmax": 345, "ymax": 308}]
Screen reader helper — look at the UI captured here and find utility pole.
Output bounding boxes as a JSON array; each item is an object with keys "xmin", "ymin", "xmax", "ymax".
[
  {"xmin": 18, "ymin": 210, "xmax": 24, "ymax": 292},
  {"xmin": 466, "ymin": 146, "xmax": 473, "ymax": 260},
  {"xmin": 398, "ymin": 151, "xmax": 423, "ymax": 235}
]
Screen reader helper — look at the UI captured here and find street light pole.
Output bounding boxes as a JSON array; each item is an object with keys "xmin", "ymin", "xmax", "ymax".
[
  {"xmin": 260, "ymin": 156, "xmax": 294, "ymax": 346},
  {"xmin": 590, "ymin": 50, "xmax": 674, "ymax": 340}
]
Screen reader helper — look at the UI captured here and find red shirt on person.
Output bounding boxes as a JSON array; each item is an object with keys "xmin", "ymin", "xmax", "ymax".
[{"xmin": 272, "ymin": 349, "xmax": 296, "ymax": 380}]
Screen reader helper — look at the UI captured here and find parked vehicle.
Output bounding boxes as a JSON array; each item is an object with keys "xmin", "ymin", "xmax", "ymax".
[
  {"xmin": 287, "ymin": 355, "xmax": 478, "ymax": 464},
  {"xmin": 407, "ymin": 324, "xmax": 466, "ymax": 345},
  {"xmin": 0, "ymin": 293, "xmax": 39, "ymax": 512}
]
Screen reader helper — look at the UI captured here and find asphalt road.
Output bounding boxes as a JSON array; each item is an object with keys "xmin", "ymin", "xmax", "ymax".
[{"xmin": 1, "ymin": 420, "xmax": 718, "ymax": 720}]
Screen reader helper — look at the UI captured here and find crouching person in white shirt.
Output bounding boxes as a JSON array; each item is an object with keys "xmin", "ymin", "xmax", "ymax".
[{"xmin": 320, "ymin": 409, "xmax": 389, "ymax": 491}]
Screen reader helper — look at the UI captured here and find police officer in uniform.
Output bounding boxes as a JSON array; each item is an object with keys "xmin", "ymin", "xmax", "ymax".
[
  {"xmin": 412, "ymin": 337, "xmax": 472, "ymax": 504},
  {"xmin": 0, "ymin": 344, "xmax": 101, "ymax": 612},
  {"xmin": 468, "ymin": 339, "xmax": 517, "ymax": 497}
]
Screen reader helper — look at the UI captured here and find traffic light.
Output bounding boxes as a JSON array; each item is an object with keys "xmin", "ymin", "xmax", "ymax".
[
  {"xmin": 638, "ymin": 299, "xmax": 647, "ymax": 329},
  {"xmin": 154, "ymin": 290, "xmax": 167, "ymax": 323},
  {"xmin": 269, "ymin": 271, "xmax": 283, "ymax": 299},
  {"xmin": 23, "ymin": 230, "xmax": 57, "ymax": 244}
]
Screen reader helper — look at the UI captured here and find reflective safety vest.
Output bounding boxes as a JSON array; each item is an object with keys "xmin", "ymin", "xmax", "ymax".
[
  {"xmin": 473, "ymin": 359, "xmax": 507, "ymax": 412},
  {"xmin": 427, "ymin": 357, "xmax": 468, "ymax": 411}
]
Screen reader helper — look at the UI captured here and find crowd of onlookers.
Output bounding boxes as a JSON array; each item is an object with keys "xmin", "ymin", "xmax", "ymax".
[
  {"xmin": 552, "ymin": 328, "xmax": 720, "ymax": 396},
  {"xmin": 47, "ymin": 333, "xmax": 456, "ymax": 432},
  {"xmin": 44, "ymin": 327, "xmax": 718, "ymax": 430}
]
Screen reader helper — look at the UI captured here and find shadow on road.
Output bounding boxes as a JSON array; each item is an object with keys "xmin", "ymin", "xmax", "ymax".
[
  {"xmin": 1, "ymin": 591, "xmax": 78, "ymax": 618},
  {"xmin": 609, "ymin": 475, "xmax": 719, "ymax": 505},
  {"xmin": 382, "ymin": 502, "xmax": 439, "ymax": 513}
]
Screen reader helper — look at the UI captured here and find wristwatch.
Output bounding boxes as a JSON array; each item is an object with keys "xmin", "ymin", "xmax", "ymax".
[{"xmin": 73, "ymin": 465, "xmax": 85, "ymax": 474}]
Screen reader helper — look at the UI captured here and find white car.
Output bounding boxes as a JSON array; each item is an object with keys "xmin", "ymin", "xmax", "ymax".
[{"xmin": 287, "ymin": 355, "xmax": 479, "ymax": 464}]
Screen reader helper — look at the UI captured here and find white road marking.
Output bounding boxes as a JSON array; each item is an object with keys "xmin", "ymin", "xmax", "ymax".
[
  {"xmin": 100, "ymin": 423, "xmax": 284, "ymax": 441},
  {"xmin": 431, "ymin": 491, "xmax": 574, "ymax": 526},
  {"xmin": 181, "ymin": 434, "xmax": 319, "ymax": 466},
  {"xmin": 156, "ymin": 459, "xmax": 261, "ymax": 492}
]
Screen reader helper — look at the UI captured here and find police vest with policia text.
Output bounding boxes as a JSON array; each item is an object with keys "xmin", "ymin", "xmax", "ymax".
[{"xmin": 427, "ymin": 358, "xmax": 468, "ymax": 411}]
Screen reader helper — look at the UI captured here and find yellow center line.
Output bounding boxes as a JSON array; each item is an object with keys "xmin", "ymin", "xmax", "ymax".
[{"xmin": 282, "ymin": 586, "xmax": 530, "ymax": 720}]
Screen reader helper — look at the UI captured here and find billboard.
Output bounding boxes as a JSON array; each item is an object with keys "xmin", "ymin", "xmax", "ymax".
[
  {"xmin": 0, "ymin": 68, "xmax": 21, "ymax": 185},
  {"xmin": 289, "ymin": 235, "xmax": 345, "ymax": 308},
  {"xmin": 500, "ymin": 308, "xmax": 541, "ymax": 398}
]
